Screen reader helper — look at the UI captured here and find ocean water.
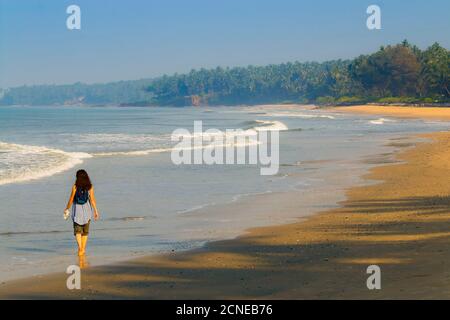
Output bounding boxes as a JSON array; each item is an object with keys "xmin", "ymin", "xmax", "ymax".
[{"xmin": 0, "ymin": 105, "xmax": 448, "ymax": 281}]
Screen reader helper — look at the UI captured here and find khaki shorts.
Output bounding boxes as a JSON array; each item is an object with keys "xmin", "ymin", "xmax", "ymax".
[{"xmin": 73, "ymin": 221, "xmax": 90, "ymax": 236}]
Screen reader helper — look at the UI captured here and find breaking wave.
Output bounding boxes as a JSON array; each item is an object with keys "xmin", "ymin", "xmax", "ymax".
[
  {"xmin": 0, "ymin": 121, "xmax": 287, "ymax": 185},
  {"xmin": 0, "ymin": 141, "xmax": 92, "ymax": 186},
  {"xmin": 369, "ymin": 118, "xmax": 397, "ymax": 125}
]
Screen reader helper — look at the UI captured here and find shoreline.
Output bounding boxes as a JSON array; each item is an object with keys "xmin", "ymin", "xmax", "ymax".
[{"xmin": 1, "ymin": 105, "xmax": 450, "ymax": 299}]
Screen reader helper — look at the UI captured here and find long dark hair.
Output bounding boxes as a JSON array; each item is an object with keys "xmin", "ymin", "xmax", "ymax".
[{"xmin": 75, "ymin": 169, "xmax": 92, "ymax": 191}]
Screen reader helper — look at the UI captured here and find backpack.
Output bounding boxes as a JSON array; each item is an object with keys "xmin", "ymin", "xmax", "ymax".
[{"xmin": 74, "ymin": 187, "xmax": 89, "ymax": 205}]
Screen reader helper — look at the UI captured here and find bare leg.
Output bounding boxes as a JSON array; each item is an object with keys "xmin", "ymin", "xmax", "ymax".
[
  {"xmin": 81, "ymin": 235, "xmax": 88, "ymax": 255},
  {"xmin": 75, "ymin": 233, "xmax": 83, "ymax": 255},
  {"xmin": 78, "ymin": 255, "xmax": 88, "ymax": 269}
]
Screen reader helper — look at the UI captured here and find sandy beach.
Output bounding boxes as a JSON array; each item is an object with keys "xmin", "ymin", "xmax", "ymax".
[
  {"xmin": 1, "ymin": 105, "xmax": 450, "ymax": 299},
  {"xmin": 331, "ymin": 105, "xmax": 450, "ymax": 121}
]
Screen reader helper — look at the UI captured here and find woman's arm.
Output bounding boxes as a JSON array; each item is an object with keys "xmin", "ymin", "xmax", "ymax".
[
  {"xmin": 65, "ymin": 185, "xmax": 76, "ymax": 211},
  {"xmin": 89, "ymin": 186, "xmax": 99, "ymax": 220}
]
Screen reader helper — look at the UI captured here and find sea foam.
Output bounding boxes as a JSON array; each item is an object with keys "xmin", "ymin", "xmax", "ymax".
[
  {"xmin": 0, "ymin": 120, "xmax": 289, "ymax": 184},
  {"xmin": 0, "ymin": 141, "xmax": 92, "ymax": 186},
  {"xmin": 369, "ymin": 118, "xmax": 397, "ymax": 125}
]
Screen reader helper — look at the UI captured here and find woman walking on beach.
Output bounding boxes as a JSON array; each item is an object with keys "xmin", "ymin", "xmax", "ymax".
[{"xmin": 64, "ymin": 169, "xmax": 99, "ymax": 256}]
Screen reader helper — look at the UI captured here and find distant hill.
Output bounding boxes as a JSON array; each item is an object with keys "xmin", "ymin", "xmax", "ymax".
[{"xmin": 0, "ymin": 79, "xmax": 154, "ymax": 106}]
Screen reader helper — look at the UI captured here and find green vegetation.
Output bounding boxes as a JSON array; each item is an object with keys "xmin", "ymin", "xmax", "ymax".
[
  {"xmin": 147, "ymin": 41, "xmax": 449, "ymax": 106},
  {"xmin": 0, "ymin": 79, "xmax": 154, "ymax": 106},
  {"xmin": 1, "ymin": 41, "xmax": 448, "ymax": 107}
]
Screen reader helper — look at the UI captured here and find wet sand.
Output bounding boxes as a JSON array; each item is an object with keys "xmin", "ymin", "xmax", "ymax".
[{"xmin": 1, "ymin": 107, "xmax": 450, "ymax": 299}]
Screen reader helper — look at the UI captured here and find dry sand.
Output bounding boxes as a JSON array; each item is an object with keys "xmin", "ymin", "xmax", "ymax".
[
  {"xmin": 332, "ymin": 104, "xmax": 450, "ymax": 121},
  {"xmin": 1, "ymin": 106, "xmax": 450, "ymax": 299}
]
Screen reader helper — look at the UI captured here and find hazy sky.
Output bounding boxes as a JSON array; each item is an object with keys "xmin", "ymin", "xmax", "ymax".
[{"xmin": 1, "ymin": 0, "xmax": 449, "ymax": 88}]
